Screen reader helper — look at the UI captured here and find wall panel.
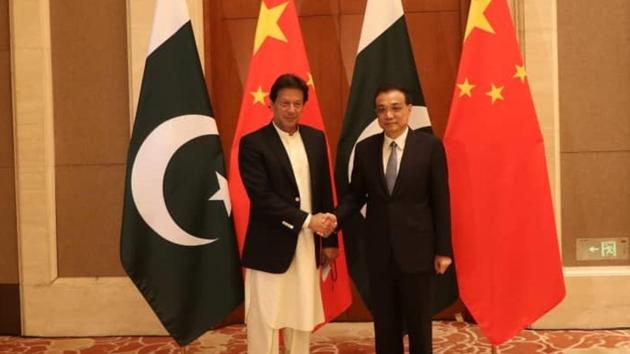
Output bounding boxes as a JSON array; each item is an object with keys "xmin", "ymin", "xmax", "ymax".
[
  {"xmin": 14, "ymin": 0, "xmax": 205, "ymax": 336},
  {"xmin": 301, "ymin": 15, "xmax": 344, "ymax": 153},
  {"xmin": 403, "ymin": 0, "xmax": 460, "ymax": 12},
  {"xmin": 295, "ymin": 0, "xmax": 338, "ymax": 17},
  {"xmin": 561, "ymin": 153, "xmax": 630, "ymax": 266},
  {"xmin": 558, "ymin": 0, "xmax": 630, "ymax": 266},
  {"xmin": 50, "ymin": 0, "xmax": 129, "ymax": 276},
  {"xmin": 558, "ymin": 0, "xmax": 630, "ymax": 154},
  {"xmin": 338, "ymin": 14, "xmax": 361, "ymax": 83},
  {"xmin": 406, "ymin": 11, "xmax": 462, "ymax": 137},
  {"xmin": 55, "ymin": 165, "xmax": 126, "ymax": 276},
  {"xmin": 0, "ymin": 0, "xmax": 20, "ymax": 335},
  {"xmin": 0, "ymin": 0, "xmax": 17, "ymax": 283}
]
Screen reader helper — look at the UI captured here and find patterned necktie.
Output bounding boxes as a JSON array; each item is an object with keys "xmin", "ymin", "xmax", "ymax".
[{"xmin": 385, "ymin": 141, "xmax": 398, "ymax": 194}]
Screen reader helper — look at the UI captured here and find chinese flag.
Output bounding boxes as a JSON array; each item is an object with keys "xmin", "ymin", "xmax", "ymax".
[
  {"xmin": 443, "ymin": 0, "xmax": 565, "ymax": 345},
  {"xmin": 228, "ymin": 0, "xmax": 351, "ymax": 324}
]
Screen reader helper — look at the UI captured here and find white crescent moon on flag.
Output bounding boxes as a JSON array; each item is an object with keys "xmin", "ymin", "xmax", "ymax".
[
  {"xmin": 131, "ymin": 114, "xmax": 225, "ymax": 246},
  {"xmin": 347, "ymin": 105, "xmax": 430, "ymax": 217}
]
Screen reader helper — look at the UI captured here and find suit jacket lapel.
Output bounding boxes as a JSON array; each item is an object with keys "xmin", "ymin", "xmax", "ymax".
[
  {"xmin": 390, "ymin": 128, "xmax": 415, "ymax": 197},
  {"xmin": 372, "ymin": 133, "xmax": 389, "ymax": 197},
  {"xmin": 263, "ymin": 123, "xmax": 298, "ymax": 191}
]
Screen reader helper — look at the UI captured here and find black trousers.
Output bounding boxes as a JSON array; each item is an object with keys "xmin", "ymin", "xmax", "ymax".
[{"xmin": 369, "ymin": 257, "xmax": 434, "ymax": 354}]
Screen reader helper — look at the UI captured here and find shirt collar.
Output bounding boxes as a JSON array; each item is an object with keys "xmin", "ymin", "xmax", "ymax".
[
  {"xmin": 383, "ymin": 126, "xmax": 409, "ymax": 151},
  {"xmin": 272, "ymin": 121, "xmax": 300, "ymax": 139}
]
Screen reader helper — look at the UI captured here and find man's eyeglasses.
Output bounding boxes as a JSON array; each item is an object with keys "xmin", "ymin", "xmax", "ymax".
[{"xmin": 375, "ymin": 104, "xmax": 405, "ymax": 116}]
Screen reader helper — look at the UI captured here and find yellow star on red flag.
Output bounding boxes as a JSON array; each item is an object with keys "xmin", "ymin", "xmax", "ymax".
[
  {"xmin": 306, "ymin": 73, "xmax": 314, "ymax": 87},
  {"xmin": 464, "ymin": 0, "xmax": 495, "ymax": 40},
  {"xmin": 486, "ymin": 84, "xmax": 504, "ymax": 103},
  {"xmin": 457, "ymin": 78, "xmax": 476, "ymax": 97},
  {"xmin": 253, "ymin": 1, "xmax": 289, "ymax": 54},
  {"xmin": 250, "ymin": 85, "xmax": 269, "ymax": 105},
  {"xmin": 514, "ymin": 65, "xmax": 527, "ymax": 83}
]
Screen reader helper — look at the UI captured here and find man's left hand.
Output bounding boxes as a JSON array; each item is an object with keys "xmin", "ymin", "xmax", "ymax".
[{"xmin": 434, "ymin": 255, "xmax": 452, "ymax": 274}]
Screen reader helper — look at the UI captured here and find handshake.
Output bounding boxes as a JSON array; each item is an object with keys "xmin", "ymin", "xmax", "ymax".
[{"xmin": 308, "ymin": 212, "xmax": 337, "ymax": 237}]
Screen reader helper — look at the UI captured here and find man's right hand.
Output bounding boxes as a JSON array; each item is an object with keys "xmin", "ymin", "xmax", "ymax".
[{"xmin": 309, "ymin": 213, "xmax": 337, "ymax": 237}]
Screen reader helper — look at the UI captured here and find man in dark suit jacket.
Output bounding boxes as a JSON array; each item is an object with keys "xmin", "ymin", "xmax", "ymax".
[
  {"xmin": 335, "ymin": 85, "xmax": 452, "ymax": 354},
  {"xmin": 239, "ymin": 74, "xmax": 338, "ymax": 354}
]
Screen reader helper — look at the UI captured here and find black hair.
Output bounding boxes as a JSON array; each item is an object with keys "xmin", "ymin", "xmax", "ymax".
[
  {"xmin": 373, "ymin": 84, "xmax": 413, "ymax": 106},
  {"xmin": 269, "ymin": 73, "xmax": 309, "ymax": 103}
]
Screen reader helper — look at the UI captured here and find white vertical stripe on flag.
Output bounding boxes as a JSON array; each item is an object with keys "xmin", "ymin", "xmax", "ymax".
[
  {"xmin": 148, "ymin": 0, "xmax": 189, "ymax": 55},
  {"xmin": 357, "ymin": 0, "xmax": 404, "ymax": 53}
]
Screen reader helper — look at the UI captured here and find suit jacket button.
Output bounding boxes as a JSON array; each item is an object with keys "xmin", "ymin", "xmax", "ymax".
[{"xmin": 295, "ymin": 197, "xmax": 300, "ymax": 202}]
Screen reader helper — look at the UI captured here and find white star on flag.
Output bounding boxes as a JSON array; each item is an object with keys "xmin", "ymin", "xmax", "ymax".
[{"xmin": 209, "ymin": 172, "xmax": 231, "ymax": 216}]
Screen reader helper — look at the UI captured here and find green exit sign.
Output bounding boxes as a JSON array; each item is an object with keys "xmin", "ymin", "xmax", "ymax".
[{"xmin": 576, "ymin": 238, "xmax": 629, "ymax": 261}]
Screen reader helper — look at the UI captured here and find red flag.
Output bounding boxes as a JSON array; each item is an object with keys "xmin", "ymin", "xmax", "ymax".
[
  {"xmin": 444, "ymin": 0, "xmax": 565, "ymax": 345},
  {"xmin": 228, "ymin": 0, "xmax": 351, "ymax": 324}
]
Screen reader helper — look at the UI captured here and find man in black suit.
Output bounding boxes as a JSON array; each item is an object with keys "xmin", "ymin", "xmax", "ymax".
[
  {"xmin": 239, "ymin": 74, "xmax": 338, "ymax": 354},
  {"xmin": 334, "ymin": 85, "xmax": 452, "ymax": 354}
]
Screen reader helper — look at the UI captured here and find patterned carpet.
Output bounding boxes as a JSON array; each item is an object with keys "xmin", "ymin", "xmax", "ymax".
[{"xmin": 1, "ymin": 321, "xmax": 630, "ymax": 353}]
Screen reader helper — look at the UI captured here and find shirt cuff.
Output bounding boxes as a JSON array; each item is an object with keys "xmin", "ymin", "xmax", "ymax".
[{"xmin": 302, "ymin": 213, "xmax": 312, "ymax": 231}]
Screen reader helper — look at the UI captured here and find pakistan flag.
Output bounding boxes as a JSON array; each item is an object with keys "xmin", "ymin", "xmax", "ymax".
[
  {"xmin": 335, "ymin": 0, "xmax": 458, "ymax": 316},
  {"xmin": 120, "ymin": 0, "xmax": 242, "ymax": 346}
]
